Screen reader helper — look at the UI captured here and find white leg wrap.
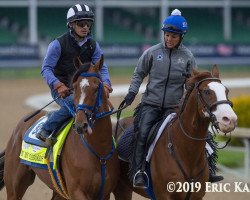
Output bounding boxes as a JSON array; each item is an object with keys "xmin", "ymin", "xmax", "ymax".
[{"xmin": 206, "ymin": 142, "xmax": 214, "ymax": 156}]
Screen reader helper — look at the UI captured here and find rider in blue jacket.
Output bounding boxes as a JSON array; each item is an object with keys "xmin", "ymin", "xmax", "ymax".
[{"xmin": 36, "ymin": 4, "xmax": 112, "ymax": 142}]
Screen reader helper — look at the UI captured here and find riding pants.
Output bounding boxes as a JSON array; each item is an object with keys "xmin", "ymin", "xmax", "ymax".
[
  {"xmin": 132, "ymin": 103, "xmax": 172, "ymax": 175},
  {"xmin": 42, "ymin": 89, "xmax": 74, "ymax": 133}
]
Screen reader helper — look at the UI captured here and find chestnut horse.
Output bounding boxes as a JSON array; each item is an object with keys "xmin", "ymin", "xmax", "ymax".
[
  {"xmin": 0, "ymin": 56, "xmax": 119, "ymax": 200},
  {"xmin": 113, "ymin": 65, "xmax": 237, "ymax": 200}
]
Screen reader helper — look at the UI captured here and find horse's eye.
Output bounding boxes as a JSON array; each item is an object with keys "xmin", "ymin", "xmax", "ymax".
[{"xmin": 203, "ymin": 89, "xmax": 210, "ymax": 95}]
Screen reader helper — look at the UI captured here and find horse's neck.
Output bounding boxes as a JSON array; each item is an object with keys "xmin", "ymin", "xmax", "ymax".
[
  {"xmin": 175, "ymin": 94, "xmax": 209, "ymax": 165},
  {"xmin": 182, "ymin": 93, "xmax": 210, "ymax": 138}
]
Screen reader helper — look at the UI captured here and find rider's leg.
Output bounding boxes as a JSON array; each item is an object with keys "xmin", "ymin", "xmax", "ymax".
[
  {"xmin": 36, "ymin": 91, "xmax": 74, "ymax": 142},
  {"xmin": 131, "ymin": 104, "xmax": 162, "ymax": 189},
  {"xmin": 206, "ymin": 141, "xmax": 224, "ymax": 182}
]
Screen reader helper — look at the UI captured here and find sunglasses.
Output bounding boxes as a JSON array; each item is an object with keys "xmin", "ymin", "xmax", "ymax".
[{"xmin": 76, "ymin": 20, "xmax": 92, "ymax": 28}]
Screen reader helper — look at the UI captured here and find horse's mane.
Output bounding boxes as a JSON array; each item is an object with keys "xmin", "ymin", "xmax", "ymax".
[
  {"xmin": 187, "ymin": 71, "xmax": 212, "ymax": 87},
  {"xmin": 175, "ymin": 70, "xmax": 214, "ymax": 113},
  {"xmin": 72, "ymin": 62, "xmax": 91, "ymax": 84}
]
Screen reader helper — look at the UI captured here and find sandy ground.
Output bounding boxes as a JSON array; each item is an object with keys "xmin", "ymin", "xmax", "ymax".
[{"xmin": 0, "ymin": 77, "xmax": 249, "ymax": 199}]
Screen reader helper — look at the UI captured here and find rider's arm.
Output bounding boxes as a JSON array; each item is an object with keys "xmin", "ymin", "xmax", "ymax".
[
  {"xmin": 190, "ymin": 54, "xmax": 197, "ymax": 71},
  {"xmin": 41, "ymin": 40, "xmax": 61, "ymax": 89},
  {"xmin": 92, "ymin": 42, "xmax": 112, "ymax": 87},
  {"xmin": 128, "ymin": 49, "xmax": 151, "ymax": 95}
]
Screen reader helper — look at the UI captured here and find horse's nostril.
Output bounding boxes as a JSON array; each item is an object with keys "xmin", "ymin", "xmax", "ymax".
[
  {"xmin": 82, "ymin": 123, "xmax": 88, "ymax": 130},
  {"xmin": 222, "ymin": 116, "xmax": 230, "ymax": 124}
]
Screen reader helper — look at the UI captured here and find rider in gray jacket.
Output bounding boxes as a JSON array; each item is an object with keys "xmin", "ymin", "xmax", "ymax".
[
  {"xmin": 129, "ymin": 42, "xmax": 195, "ymax": 109},
  {"xmin": 124, "ymin": 9, "xmax": 223, "ymax": 189}
]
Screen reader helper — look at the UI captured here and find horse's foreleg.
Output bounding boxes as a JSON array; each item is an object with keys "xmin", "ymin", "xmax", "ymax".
[
  {"xmin": 112, "ymin": 159, "xmax": 133, "ymax": 200},
  {"xmin": 113, "ymin": 179, "xmax": 133, "ymax": 200},
  {"xmin": 0, "ymin": 151, "xmax": 5, "ymax": 190},
  {"xmin": 5, "ymin": 164, "xmax": 35, "ymax": 200},
  {"xmin": 68, "ymin": 190, "xmax": 89, "ymax": 200},
  {"xmin": 51, "ymin": 192, "xmax": 67, "ymax": 200}
]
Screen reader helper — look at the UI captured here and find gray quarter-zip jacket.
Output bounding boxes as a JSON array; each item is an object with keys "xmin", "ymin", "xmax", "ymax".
[{"xmin": 128, "ymin": 42, "xmax": 196, "ymax": 108}]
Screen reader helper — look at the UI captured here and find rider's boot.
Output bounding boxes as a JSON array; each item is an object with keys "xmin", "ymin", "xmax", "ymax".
[
  {"xmin": 131, "ymin": 133, "xmax": 149, "ymax": 189},
  {"xmin": 35, "ymin": 129, "xmax": 51, "ymax": 145},
  {"xmin": 209, "ymin": 170, "xmax": 224, "ymax": 183},
  {"xmin": 133, "ymin": 169, "xmax": 149, "ymax": 189}
]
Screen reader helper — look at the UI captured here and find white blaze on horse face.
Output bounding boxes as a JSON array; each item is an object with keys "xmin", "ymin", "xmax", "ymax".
[
  {"xmin": 79, "ymin": 78, "xmax": 90, "ymax": 104},
  {"xmin": 208, "ymin": 82, "xmax": 238, "ymax": 133}
]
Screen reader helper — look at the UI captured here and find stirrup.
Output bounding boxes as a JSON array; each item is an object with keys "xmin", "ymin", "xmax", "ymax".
[
  {"xmin": 36, "ymin": 129, "xmax": 50, "ymax": 141},
  {"xmin": 133, "ymin": 170, "xmax": 149, "ymax": 189},
  {"xmin": 36, "ymin": 131, "xmax": 56, "ymax": 147}
]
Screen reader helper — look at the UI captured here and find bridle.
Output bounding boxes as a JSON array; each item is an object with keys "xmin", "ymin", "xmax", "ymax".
[
  {"xmin": 179, "ymin": 77, "xmax": 233, "ymax": 141},
  {"xmin": 74, "ymin": 72, "xmax": 113, "ymax": 130},
  {"xmin": 72, "ymin": 72, "xmax": 116, "ymax": 200},
  {"xmin": 168, "ymin": 77, "xmax": 233, "ymax": 199}
]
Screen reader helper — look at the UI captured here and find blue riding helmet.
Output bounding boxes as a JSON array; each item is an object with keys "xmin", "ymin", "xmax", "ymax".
[{"xmin": 161, "ymin": 9, "xmax": 188, "ymax": 36}]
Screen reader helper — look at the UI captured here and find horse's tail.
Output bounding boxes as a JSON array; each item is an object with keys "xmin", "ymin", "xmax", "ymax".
[{"xmin": 0, "ymin": 151, "xmax": 5, "ymax": 190}]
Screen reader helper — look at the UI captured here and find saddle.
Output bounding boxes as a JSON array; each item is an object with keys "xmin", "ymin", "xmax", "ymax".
[
  {"xmin": 117, "ymin": 113, "xmax": 176, "ymax": 162},
  {"xmin": 20, "ymin": 116, "xmax": 73, "ymax": 169}
]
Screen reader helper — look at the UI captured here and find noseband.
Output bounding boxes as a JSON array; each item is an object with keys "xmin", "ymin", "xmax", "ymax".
[
  {"xmin": 179, "ymin": 77, "xmax": 233, "ymax": 140},
  {"xmin": 75, "ymin": 73, "xmax": 103, "ymax": 127}
]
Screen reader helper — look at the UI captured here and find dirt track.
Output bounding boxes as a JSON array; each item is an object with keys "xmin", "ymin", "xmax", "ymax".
[{"xmin": 0, "ymin": 78, "xmax": 249, "ymax": 199}]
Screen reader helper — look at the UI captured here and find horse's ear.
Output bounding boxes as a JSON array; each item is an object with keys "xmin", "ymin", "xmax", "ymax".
[
  {"xmin": 73, "ymin": 57, "xmax": 83, "ymax": 69},
  {"xmin": 95, "ymin": 55, "xmax": 104, "ymax": 71},
  {"xmin": 191, "ymin": 68, "xmax": 199, "ymax": 77},
  {"xmin": 211, "ymin": 64, "xmax": 219, "ymax": 78}
]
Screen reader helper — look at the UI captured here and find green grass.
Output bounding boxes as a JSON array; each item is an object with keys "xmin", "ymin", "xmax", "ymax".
[
  {"xmin": 120, "ymin": 108, "xmax": 134, "ymax": 118},
  {"xmin": 218, "ymin": 149, "xmax": 244, "ymax": 168},
  {"xmin": 109, "ymin": 66, "xmax": 134, "ymax": 77},
  {"xmin": 0, "ymin": 66, "xmax": 135, "ymax": 79},
  {"xmin": 199, "ymin": 65, "xmax": 250, "ymax": 72},
  {"xmin": 1, "ymin": 65, "xmax": 250, "ymax": 79},
  {"xmin": 0, "ymin": 68, "xmax": 41, "ymax": 79}
]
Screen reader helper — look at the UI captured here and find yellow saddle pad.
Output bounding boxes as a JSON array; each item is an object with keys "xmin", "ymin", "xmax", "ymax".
[{"xmin": 20, "ymin": 118, "xmax": 74, "ymax": 170}]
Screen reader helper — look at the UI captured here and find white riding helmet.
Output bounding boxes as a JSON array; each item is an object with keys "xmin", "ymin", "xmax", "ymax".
[{"xmin": 66, "ymin": 4, "xmax": 94, "ymax": 26}]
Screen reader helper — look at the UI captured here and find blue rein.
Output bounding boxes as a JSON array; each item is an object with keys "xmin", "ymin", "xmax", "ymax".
[
  {"xmin": 72, "ymin": 72, "xmax": 115, "ymax": 200},
  {"xmin": 80, "ymin": 134, "xmax": 115, "ymax": 200}
]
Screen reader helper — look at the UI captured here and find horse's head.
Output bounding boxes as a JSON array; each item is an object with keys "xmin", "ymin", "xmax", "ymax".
[
  {"xmin": 72, "ymin": 55, "xmax": 104, "ymax": 135},
  {"xmin": 185, "ymin": 65, "xmax": 237, "ymax": 134}
]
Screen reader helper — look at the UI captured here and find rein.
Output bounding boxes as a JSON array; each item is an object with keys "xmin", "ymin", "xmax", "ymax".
[
  {"xmin": 167, "ymin": 124, "xmax": 207, "ymax": 200},
  {"xmin": 75, "ymin": 73, "xmax": 113, "ymax": 127},
  {"xmin": 72, "ymin": 72, "xmax": 116, "ymax": 200},
  {"xmin": 80, "ymin": 134, "xmax": 115, "ymax": 200},
  {"xmin": 167, "ymin": 77, "xmax": 233, "ymax": 199},
  {"xmin": 72, "ymin": 72, "xmax": 128, "ymax": 128}
]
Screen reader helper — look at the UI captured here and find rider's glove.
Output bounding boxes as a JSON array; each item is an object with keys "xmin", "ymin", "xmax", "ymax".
[
  {"xmin": 103, "ymin": 83, "xmax": 113, "ymax": 98},
  {"xmin": 124, "ymin": 92, "xmax": 136, "ymax": 105},
  {"xmin": 54, "ymin": 82, "xmax": 70, "ymax": 98}
]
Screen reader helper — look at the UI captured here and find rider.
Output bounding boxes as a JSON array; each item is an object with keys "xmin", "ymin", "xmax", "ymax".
[
  {"xmin": 36, "ymin": 3, "xmax": 112, "ymax": 143},
  {"xmin": 124, "ymin": 9, "xmax": 223, "ymax": 189}
]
